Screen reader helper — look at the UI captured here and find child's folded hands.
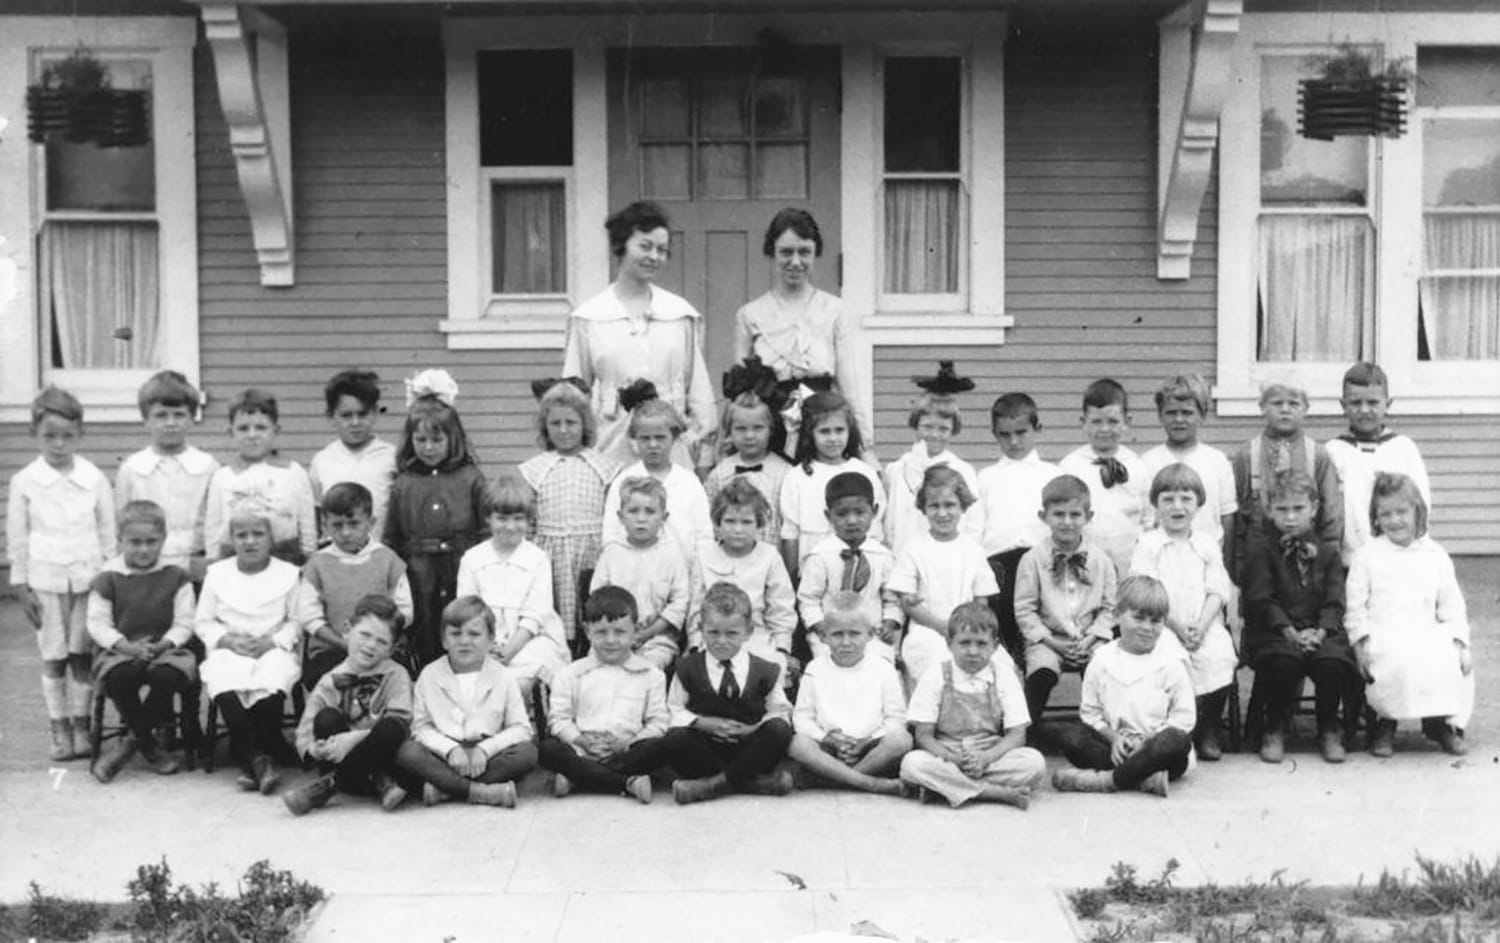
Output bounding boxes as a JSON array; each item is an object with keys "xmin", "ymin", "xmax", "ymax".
[{"xmin": 113, "ymin": 639, "xmax": 152, "ymax": 661}]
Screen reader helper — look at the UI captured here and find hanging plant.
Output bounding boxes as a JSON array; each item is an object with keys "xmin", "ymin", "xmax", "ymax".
[
  {"xmin": 26, "ymin": 47, "xmax": 151, "ymax": 147},
  {"xmin": 1298, "ymin": 44, "xmax": 1413, "ymax": 141}
]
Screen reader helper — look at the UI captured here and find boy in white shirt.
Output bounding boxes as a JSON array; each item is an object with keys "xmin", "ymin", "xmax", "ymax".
[
  {"xmin": 1058, "ymin": 379, "xmax": 1151, "ymax": 583},
  {"xmin": 1141, "ymin": 374, "xmax": 1236, "ymax": 551}
]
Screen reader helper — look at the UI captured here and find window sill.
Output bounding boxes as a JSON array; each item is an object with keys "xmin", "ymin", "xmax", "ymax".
[
  {"xmin": 861, "ymin": 312, "xmax": 1012, "ymax": 346},
  {"xmin": 439, "ymin": 317, "xmax": 568, "ymax": 351}
]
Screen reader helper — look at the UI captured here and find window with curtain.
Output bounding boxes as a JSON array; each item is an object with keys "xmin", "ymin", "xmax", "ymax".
[
  {"xmin": 479, "ymin": 49, "xmax": 572, "ymax": 303},
  {"xmin": 1418, "ymin": 47, "xmax": 1500, "ymax": 362},
  {"xmin": 39, "ymin": 58, "xmax": 161, "ymax": 371},
  {"xmin": 882, "ymin": 56, "xmax": 963, "ymax": 297},
  {"xmin": 1255, "ymin": 53, "xmax": 1374, "ymax": 363}
]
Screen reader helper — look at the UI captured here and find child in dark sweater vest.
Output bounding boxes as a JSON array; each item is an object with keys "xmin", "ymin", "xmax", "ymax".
[
  {"xmin": 87, "ymin": 501, "xmax": 197, "ymax": 783},
  {"xmin": 663, "ymin": 582, "xmax": 795, "ymax": 804}
]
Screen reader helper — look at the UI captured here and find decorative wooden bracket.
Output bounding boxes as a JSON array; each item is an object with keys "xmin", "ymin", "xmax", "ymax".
[
  {"xmin": 201, "ymin": 4, "xmax": 294, "ymax": 287},
  {"xmin": 1157, "ymin": 0, "xmax": 1242, "ymax": 280}
]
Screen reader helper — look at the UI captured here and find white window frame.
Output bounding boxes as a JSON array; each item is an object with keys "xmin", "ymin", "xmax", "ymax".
[
  {"xmin": 0, "ymin": 17, "xmax": 198, "ymax": 423},
  {"xmin": 876, "ymin": 48, "xmax": 969, "ymax": 315},
  {"xmin": 442, "ymin": 11, "xmax": 1009, "ymax": 353},
  {"xmin": 1215, "ymin": 12, "xmax": 1500, "ymax": 416},
  {"xmin": 477, "ymin": 166, "xmax": 575, "ymax": 317}
]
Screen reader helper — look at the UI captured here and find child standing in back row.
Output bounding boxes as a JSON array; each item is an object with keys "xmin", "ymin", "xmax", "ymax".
[
  {"xmin": 310, "ymin": 370, "xmax": 398, "ymax": 539},
  {"xmin": 384, "ymin": 370, "xmax": 488, "ymax": 667},
  {"xmin": 204, "ymin": 389, "xmax": 317, "ymax": 566},
  {"xmin": 1059, "ymin": 379, "xmax": 1151, "ymax": 579},
  {"xmin": 704, "ymin": 362, "xmax": 792, "ymax": 546},
  {"xmin": 8, "ymin": 386, "xmax": 116, "ymax": 761},
  {"xmin": 1141, "ymin": 374, "xmax": 1236, "ymax": 551},
  {"xmin": 883, "ymin": 363, "xmax": 979, "ymax": 555},
  {"xmin": 601, "ymin": 392, "xmax": 715, "ymax": 561},
  {"xmin": 780, "ymin": 391, "xmax": 883, "ymax": 581},
  {"xmin": 115, "ymin": 370, "xmax": 218, "ymax": 581}
]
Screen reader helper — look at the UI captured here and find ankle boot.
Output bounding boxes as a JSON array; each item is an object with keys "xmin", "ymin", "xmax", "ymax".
[
  {"xmin": 1369, "ymin": 719, "xmax": 1397, "ymax": 758},
  {"xmin": 1259, "ymin": 726, "xmax": 1285, "ymax": 764},
  {"xmin": 1195, "ymin": 694, "xmax": 1223, "ymax": 761},
  {"xmin": 71, "ymin": 716, "xmax": 93, "ymax": 760},
  {"xmin": 748, "ymin": 770, "xmax": 795, "ymax": 796},
  {"xmin": 282, "ymin": 774, "xmax": 337, "ymax": 816},
  {"xmin": 49, "ymin": 719, "xmax": 73, "ymax": 762},
  {"xmin": 91, "ymin": 734, "xmax": 139, "ymax": 784},
  {"xmin": 468, "ymin": 781, "xmax": 517, "ymax": 807},
  {"xmin": 372, "ymin": 773, "xmax": 407, "ymax": 811},
  {"xmin": 1051, "ymin": 768, "xmax": 1116, "ymax": 793},
  {"xmin": 672, "ymin": 774, "xmax": 728, "ymax": 805},
  {"xmin": 1138, "ymin": 771, "xmax": 1169, "ymax": 797}
]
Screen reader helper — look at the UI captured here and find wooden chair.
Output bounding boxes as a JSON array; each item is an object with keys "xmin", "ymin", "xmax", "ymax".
[{"xmin": 90, "ymin": 675, "xmax": 204, "ymax": 772}]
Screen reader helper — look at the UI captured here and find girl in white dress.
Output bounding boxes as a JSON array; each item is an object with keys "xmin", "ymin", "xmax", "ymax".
[{"xmin": 1346, "ymin": 472, "xmax": 1472, "ymax": 757}]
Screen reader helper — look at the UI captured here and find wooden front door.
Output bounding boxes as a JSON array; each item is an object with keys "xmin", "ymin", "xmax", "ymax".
[{"xmin": 608, "ymin": 46, "xmax": 841, "ymax": 397}]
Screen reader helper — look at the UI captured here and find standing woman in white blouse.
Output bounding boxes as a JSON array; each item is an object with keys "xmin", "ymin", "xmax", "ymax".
[
  {"xmin": 734, "ymin": 209, "xmax": 873, "ymax": 450},
  {"xmin": 562, "ymin": 202, "xmax": 716, "ymax": 469}
]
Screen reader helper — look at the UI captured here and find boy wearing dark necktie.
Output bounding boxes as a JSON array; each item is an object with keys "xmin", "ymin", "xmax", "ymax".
[
  {"xmin": 663, "ymin": 582, "xmax": 795, "ymax": 804},
  {"xmin": 795, "ymin": 472, "xmax": 902, "ymax": 665}
]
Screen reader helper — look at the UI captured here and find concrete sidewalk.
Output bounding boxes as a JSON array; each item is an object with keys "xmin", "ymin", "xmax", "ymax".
[{"xmin": 1, "ymin": 558, "xmax": 1496, "ymax": 942}]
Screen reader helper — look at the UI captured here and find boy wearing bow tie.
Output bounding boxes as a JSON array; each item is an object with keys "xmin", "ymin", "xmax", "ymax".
[
  {"xmin": 1013, "ymin": 474, "xmax": 1118, "ymax": 725},
  {"xmin": 1241, "ymin": 469, "xmax": 1358, "ymax": 764},
  {"xmin": 1059, "ymin": 379, "xmax": 1151, "ymax": 580}
]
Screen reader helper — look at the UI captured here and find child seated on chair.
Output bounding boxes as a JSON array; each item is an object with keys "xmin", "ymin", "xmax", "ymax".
[
  {"xmin": 1051, "ymin": 575, "xmax": 1195, "ymax": 798},
  {"xmin": 788, "ymin": 591, "xmax": 912, "ymax": 796},
  {"xmin": 1242, "ymin": 469, "xmax": 1359, "ymax": 764},
  {"xmin": 300, "ymin": 483, "xmax": 413, "ymax": 688},
  {"xmin": 899, "ymin": 602, "xmax": 1044, "ymax": 809},
  {"xmin": 284, "ymin": 595, "xmax": 413, "ymax": 815},
  {"xmin": 87, "ymin": 500, "xmax": 197, "ymax": 783},
  {"xmin": 540, "ymin": 586, "xmax": 670, "ymax": 803},
  {"xmin": 663, "ymin": 581, "xmax": 795, "ymax": 804},
  {"xmin": 395, "ymin": 595, "xmax": 538, "ymax": 807},
  {"xmin": 1013, "ymin": 474, "xmax": 1117, "ymax": 724},
  {"xmin": 195, "ymin": 497, "xmax": 305, "ymax": 795},
  {"xmin": 456, "ymin": 472, "xmax": 570, "ymax": 692},
  {"xmin": 590, "ymin": 476, "xmax": 692, "ymax": 671}
]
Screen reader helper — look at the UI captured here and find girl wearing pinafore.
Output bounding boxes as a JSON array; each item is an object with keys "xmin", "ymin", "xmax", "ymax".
[
  {"xmin": 520, "ymin": 380, "xmax": 618, "ymax": 646},
  {"xmin": 384, "ymin": 371, "xmax": 488, "ymax": 668}
]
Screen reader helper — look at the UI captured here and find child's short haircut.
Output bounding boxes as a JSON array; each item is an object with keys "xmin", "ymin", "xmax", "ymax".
[
  {"xmin": 1370, "ymin": 471, "xmax": 1428, "ymax": 540},
  {"xmin": 118, "ymin": 499, "xmax": 167, "ymax": 535},
  {"xmin": 324, "ymin": 369, "xmax": 382, "ymax": 414},
  {"xmin": 31, "ymin": 385, "xmax": 83, "ymax": 429},
  {"xmin": 907, "ymin": 393, "xmax": 962, "ymax": 436},
  {"xmin": 1082, "ymin": 378, "xmax": 1128, "ymax": 413},
  {"xmin": 137, "ymin": 370, "xmax": 200, "ymax": 418},
  {"xmin": 1258, "ymin": 380, "xmax": 1308, "ymax": 407},
  {"xmin": 1264, "ymin": 468, "xmax": 1318, "ymax": 507},
  {"xmin": 948, "ymin": 600, "xmax": 999, "ymax": 640},
  {"xmin": 1342, "ymin": 361, "xmax": 1389, "ymax": 392},
  {"xmin": 584, "ymin": 584, "xmax": 639, "ymax": 625},
  {"xmin": 442, "ymin": 595, "xmax": 495, "ymax": 636},
  {"xmin": 1149, "ymin": 462, "xmax": 1206, "ymax": 506},
  {"xmin": 823, "ymin": 589, "xmax": 871, "ymax": 626},
  {"xmin": 1116, "ymin": 574, "xmax": 1170, "ymax": 620},
  {"xmin": 351, "ymin": 593, "xmax": 404, "ymax": 635},
  {"xmin": 1153, "ymin": 374, "xmax": 1211, "ymax": 415},
  {"xmin": 627, "ymin": 397, "xmax": 687, "ymax": 439},
  {"xmin": 700, "ymin": 581, "xmax": 753, "ymax": 624},
  {"xmin": 228, "ymin": 388, "xmax": 279, "ymax": 424},
  {"xmin": 227, "ymin": 495, "xmax": 275, "ymax": 529},
  {"xmin": 711, "ymin": 476, "xmax": 771, "ymax": 527},
  {"xmin": 618, "ymin": 475, "xmax": 668, "ymax": 512},
  {"xmin": 1041, "ymin": 473, "xmax": 1091, "ymax": 510},
  {"xmin": 720, "ymin": 392, "xmax": 786, "ymax": 459},
  {"xmin": 916, "ymin": 464, "xmax": 975, "ymax": 511},
  {"xmin": 536, "ymin": 381, "xmax": 597, "ymax": 450},
  {"xmin": 990, "ymin": 392, "xmax": 1041, "ymax": 431},
  {"xmin": 322, "ymin": 482, "xmax": 374, "ymax": 519},
  {"xmin": 484, "ymin": 471, "xmax": 537, "ymax": 520},
  {"xmin": 825, "ymin": 470, "xmax": 875, "ymax": 508}
]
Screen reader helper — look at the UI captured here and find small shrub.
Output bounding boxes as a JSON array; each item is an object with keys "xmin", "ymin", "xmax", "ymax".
[
  {"xmin": 1105, "ymin": 858, "xmax": 1180, "ymax": 906},
  {"xmin": 24, "ymin": 881, "xmax": 105, "ymax": 941},
  {"xmin": 1071, "ymin": 887, "xmax": 1110, "ymax": 920}
]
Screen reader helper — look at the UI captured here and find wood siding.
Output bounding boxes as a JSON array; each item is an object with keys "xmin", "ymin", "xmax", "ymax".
[{"xmin": 3, "ymin": 10, "xmax": 1497, "ymax": 563}]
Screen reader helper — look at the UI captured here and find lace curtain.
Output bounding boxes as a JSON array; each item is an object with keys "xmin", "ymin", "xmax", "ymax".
[
  {"xmin": 884, "ymin": 180, "xmax": 959, "ymax": 294},
  {"xmin": 491, "ymin": 182, "xmax": 566, "ymax": 295},
  {"xmin": 1420, "ymin": 214, "xmax": 1500, "ymax": 360},
  {"xmin": 1256, "ymin": 215, "xmax": 1374, "ymax": 361},
  {"xmin": 38, "ymin": 221, "xmax": 160, "ymax": 369}
]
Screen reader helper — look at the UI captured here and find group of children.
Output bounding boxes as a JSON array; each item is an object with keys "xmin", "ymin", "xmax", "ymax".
[{"xmin": 5, "ymin": 356, "xmax": 1471, "ymax": 813}]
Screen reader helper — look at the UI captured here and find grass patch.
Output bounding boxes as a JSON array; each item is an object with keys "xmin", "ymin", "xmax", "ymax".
[
  {"xmin": 14, "ymin": 859, "xmax": 324, "ymax": 943},
  {"xmin": 1069, "ymin": 855, "xmax": 1500, "ymax": 942}
]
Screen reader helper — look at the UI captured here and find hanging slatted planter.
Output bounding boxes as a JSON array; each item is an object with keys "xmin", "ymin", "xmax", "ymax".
[
  {"xmin": 26, "ymin": 48, "xmax": 151, "ymax": 148},
  {"xmin": 1297, "ymin": 46, "xmax": 1411, "ymax": 141}
]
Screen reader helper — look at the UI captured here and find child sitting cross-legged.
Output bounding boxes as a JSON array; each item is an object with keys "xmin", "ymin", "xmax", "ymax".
[
  {"xmin": 284, "ymin": 595, "xmax": 414, "ymax": 815},
  {"xmin": 663, "ymin": 581, "xmax": 796, "ymax": 804},
  {"xmin": 87, "ymin": 500, "xmax": 197, "ymax": 783},
  {"xmin": 540, "ymin": 586, "xmax": 670, "ymax": 803},
  {"xmin": 1242, "ymin": 469, "xmax": 1359, "ymax": 764},
  {"xmin": 590, "ymin": 476, "xmax": 692, "ymax": 670},
  {"xmin": 899, "ymin": 602, "xmax": 1045, "ymax": 809},
  {"xmin": 196, "ymin": 498, "xmax": 304, "ymax": 795},
  {"xmin": 395, "ymin": 595, "xmax": 538, "ymax": 807},
  {"xmin": 1013, "ymin": 474, "xmax": 1117, "ymax": 725},
  {"xmin": 788, "ymin": 591, "xmax": 912, "ymax": 796},
  {"xmin": 1052, "ymin": 575, "xmax": 1196, "ymax": 798}
]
